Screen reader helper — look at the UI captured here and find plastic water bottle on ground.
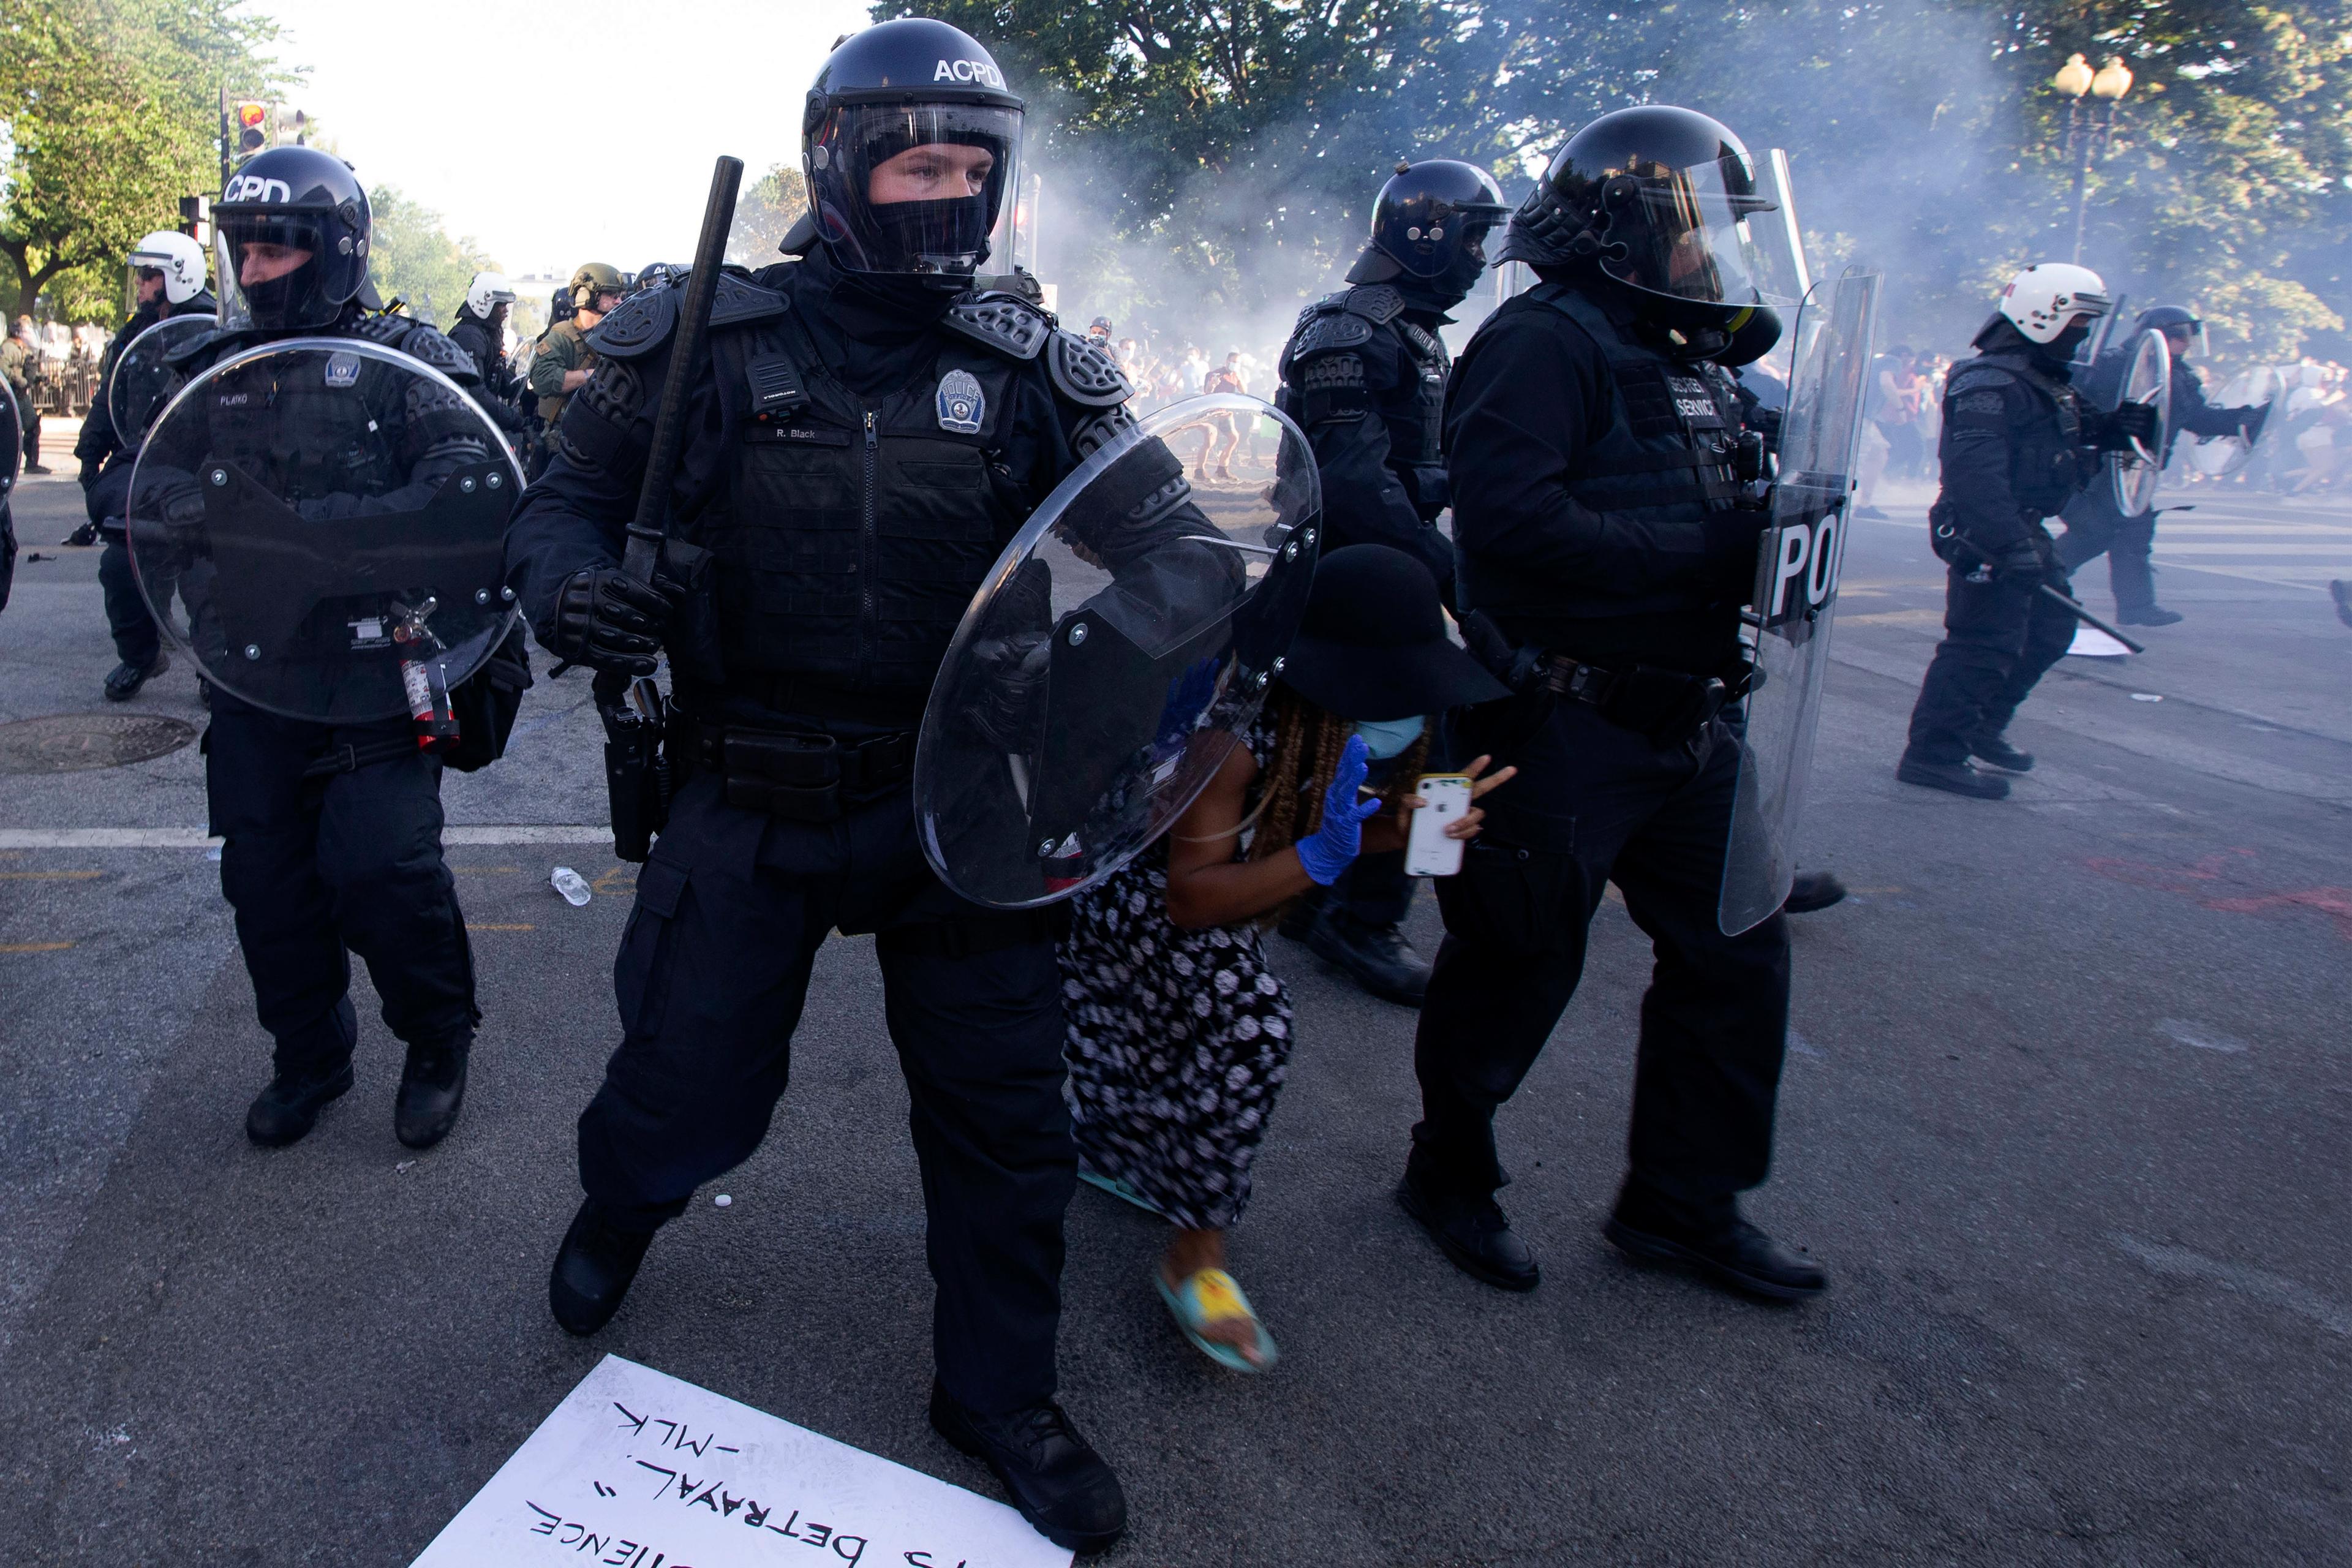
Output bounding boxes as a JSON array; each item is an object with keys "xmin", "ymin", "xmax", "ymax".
[{"xmin": 550, "ymin": 867, "xmax": 591, "ymax": 907}]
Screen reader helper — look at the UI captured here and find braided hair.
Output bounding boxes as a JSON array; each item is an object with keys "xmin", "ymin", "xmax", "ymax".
[{"xmin": 1245, "ymin": 684, "xmax": 1429, "ymax": 914}]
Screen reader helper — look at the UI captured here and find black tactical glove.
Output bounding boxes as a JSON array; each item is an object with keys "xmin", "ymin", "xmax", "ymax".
[
  {"xmin": 1989, "ymin": 533, "xmax": 2051, "ymax": 580},
  {"xmin": 2239, "ymin": 402, "xmax": 2272, "ymax": 443},
  {"xmin": 548, "ymin": 565, "xmax": 684, "ymax": 677},
  {"xmin": 2089, "ymin": 401, "xmax": 2158, "ymax": 451}
]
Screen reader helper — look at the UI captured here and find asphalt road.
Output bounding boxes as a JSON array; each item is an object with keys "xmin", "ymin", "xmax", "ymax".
[{"xmin": 3, "ymin": 453, "xmax": 2350, "ymax": 1566}]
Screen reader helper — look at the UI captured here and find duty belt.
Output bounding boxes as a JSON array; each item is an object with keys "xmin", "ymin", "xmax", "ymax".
[
  {"xmin": 1534, "ymin": 652, "xmax": 1754, "ymax": 744},
  {"xmin": 670, "ymin": 710, "xmax": 916, "ymax": 824}
]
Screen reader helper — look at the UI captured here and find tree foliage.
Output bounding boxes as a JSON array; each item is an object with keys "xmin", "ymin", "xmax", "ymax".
[
  {"xmin": 367, "ymin": 184, "xmax": 498, "ymax": 328},
  {"xmin": 879, "ymin": 0, "xmax": 2351, "ymax": 358},
  {"xmin": 728, "ymin": 164, "xmax": 810, "ymax": 268},
  {"xmin": 0, "ymin": 0, "xmax": 284, "ymax": 321}
]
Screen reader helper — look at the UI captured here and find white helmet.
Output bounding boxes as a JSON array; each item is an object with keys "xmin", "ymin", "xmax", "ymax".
[
  {"xmin": 465, "ymin": 271, "xmax": 518, "ymax": 320},
  {"xmin": 127, "ymin": 230, "xmax": 208, "ymax": 305},
  {"xmin": 1995, "ymin": 262, "xmax": 2112, "ymax": 344}
]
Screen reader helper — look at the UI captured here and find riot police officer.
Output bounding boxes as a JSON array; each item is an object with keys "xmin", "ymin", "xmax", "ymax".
[
  {"xmin": 1900, "ymin": 264, "xmax": 2151, "ymax": 799},
  {"xmin": 164, "ymin": 147, "xmax": 494, "ymax": 1151},
  {"xmin": 447, "ymin": 270, "xmax": 531, "ymax": 440},
  {"xmin": 78, "ymin": 230, "xmax": 217, "ymax": 700},
  {"xmin": 2056, "ymin": 303, "xmax": 2267, "ymax": 626},
  {"xmin": 504, "ymin": 20, "xmax": 1126, "ymax": 1552},
  {"xmin": 1400, "ymin": 106, "xmax": 1826, "ymax": 1303},
  {"xmin": 1274, "ymin": 157, "xmax": 1506, "ymax": 1006}
]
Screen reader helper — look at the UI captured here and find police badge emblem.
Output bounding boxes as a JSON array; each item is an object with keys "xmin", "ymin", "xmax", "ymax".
[
  {"xmin": 323, "ymin": 350, "xmax": 363, "ymax": 388},
  {"xmin": 936, "ymin": 368, "xmax": 984, "ymax": 434}
]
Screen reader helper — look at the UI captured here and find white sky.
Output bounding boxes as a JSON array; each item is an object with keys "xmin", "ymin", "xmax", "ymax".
[{"xmin": 250, "ymin": 0, "xmax": 872, "ymax": 277}]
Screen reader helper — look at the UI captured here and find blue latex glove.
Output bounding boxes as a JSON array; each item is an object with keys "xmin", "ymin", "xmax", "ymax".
[{"xmin": 1294, "ymin": 733, "xmax": 1383, "ymax": 886}]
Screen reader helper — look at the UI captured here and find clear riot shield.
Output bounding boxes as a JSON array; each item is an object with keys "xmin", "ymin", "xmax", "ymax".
[
  {"xmin": 125, "ymin": 337, "xmax": 521, "ymax": 723},
  {"xmin": 1719, "ymin": 270, "xmax": 1881, "ymax": 936},
  {"xmin": 2185, "ymin": 366, "xmax": 2286, "ymax": 478},
  {"xmin": 916, "ymin": 393, "xmax": 1320, "ymax": 910},
  {"xmin": 108, "ymin": 315, "xmax": 214, "ymax": 445},
  {"xmin": 2107, "ymin": 328, "xmax": 2171, "ymax": 515}
]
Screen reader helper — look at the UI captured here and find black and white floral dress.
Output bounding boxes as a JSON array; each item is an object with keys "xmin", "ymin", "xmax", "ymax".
[{"xmin": 1059, "ymin": 717, "xmax": 1293, "ymax": 1232}]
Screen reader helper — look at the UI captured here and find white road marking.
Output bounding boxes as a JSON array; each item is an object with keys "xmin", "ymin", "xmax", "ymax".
[
  {"xmin": 2155, "ymin": 1019, "xmax": 2250, "ymax": 1054},
  {"xmin": 0, "ymin": 826, "xmax": 611, "ymax": 849},
  {"xmin": 2113, "ymin": 1234, "xmax": 2352, "ymax": 1335}
]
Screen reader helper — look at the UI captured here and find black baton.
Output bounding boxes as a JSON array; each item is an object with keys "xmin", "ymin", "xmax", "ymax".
[{"xmin": 1932, "ymin": 521, "xmax": 2147, "ymax": 654}]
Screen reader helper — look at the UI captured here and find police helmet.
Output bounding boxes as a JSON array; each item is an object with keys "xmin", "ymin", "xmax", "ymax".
[
  {"xmin": 1499, "ymin": 106, "xmax": 1779, "ymax": 330},
  {"xmin": 802, "ymin": 18, "xmax": 1024, "ymax": 287},
  {"xmin": 127, "ymin": 230, "xmax": 209, "ymax": 306},
  {"xmin": 568, "ymin": 262, "xmax": 627, "ymax": 317},
  {"xmin": 1988, "ymin": 262, "xmax": 2110, "ymax": 346},
  {"xmin": 2136, "ymin": 304, "xmax": 2208, "ymax": 360},
  {"xmin": 464, "ymin": 271, "xmax": 517, "ymax": 321},
  {"xmin": 1348, "ymin": 159, "xmax": 1508, "ymax": 295},
  {"xmin": 213, "ymin": 146, "xmax": 371, "ymax": 332}
]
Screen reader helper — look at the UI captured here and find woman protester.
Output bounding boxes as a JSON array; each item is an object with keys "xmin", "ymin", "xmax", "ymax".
[{"xmin": 1058, "ymin": 545, "xmax": 1512, "ymax": 1371}]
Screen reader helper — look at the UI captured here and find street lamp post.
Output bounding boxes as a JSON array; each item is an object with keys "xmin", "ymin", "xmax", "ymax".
[{"xmin": 2055, "ymin": 53, "xmax": 2133, "ymax": 265}]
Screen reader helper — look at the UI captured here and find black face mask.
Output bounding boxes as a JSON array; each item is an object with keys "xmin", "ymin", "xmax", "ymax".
[
  {"xmin": 242, "ymin": 255, "xmax": 320, "ymax": 329},
  {"xmin": 867, "ymin": 194, "xmax": 994, "ymax": 277},
  {"xmin": 2049, "ymin": 319, "xmax": 2094, "ymax": 360}
]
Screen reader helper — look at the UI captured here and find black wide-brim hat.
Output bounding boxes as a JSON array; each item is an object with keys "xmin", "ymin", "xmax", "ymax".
[{"xmin": 1278, "ymin": 545, "xmax": 1509, "ymax": 721}]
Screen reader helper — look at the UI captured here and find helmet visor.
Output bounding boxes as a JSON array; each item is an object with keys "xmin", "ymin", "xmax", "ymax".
[
  {"xmin": 215, "ymin": 217, "xmax": 334, "ymax": 332},
  {"xmin": 1602, "ymin": 153, "xmax": 1779, "ymax": 307},
  {"xmin": 809, "ymin": 102, "xmax": 1022, "ymax": 279}
]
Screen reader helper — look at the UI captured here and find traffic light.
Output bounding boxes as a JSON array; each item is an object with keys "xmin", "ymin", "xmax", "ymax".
[{"xmin": 233, "ymin": 100, "xmax": 268, "ymax": 156}]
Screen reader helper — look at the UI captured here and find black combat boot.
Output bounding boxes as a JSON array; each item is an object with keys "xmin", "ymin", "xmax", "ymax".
[
  {"xmin": 245, "ymin": 1060, "xmax": 356, "ymax": 1147},
  {"xmin": 548, "ymin": 1199, "xmax": 662, "ymax": 1336},
  {"xmin": 103, "ymin": 650, "xmax": 168, "ymax": 702},
  {"xmin": 929, "ymin": 1381, "xmax": 1127, "ymax": 1554},
  {"xmin": 1896, "ymin": 752, "xmax": 2010, "ymax": 799},
  {"xmin": 394, "ymin": 1031, "xmax": 471, "ymax": 1150},
  {"xmin": 1781, "ymin": 870, "xmax": 1847, "ymax": 914},
  {"xmin": 1967, "ymin": 731, "xmax": 2035, "ymax": 772},
  {"xmin": 1303, "ymin": 910, "xmax": 1432, "ymax": 1006},
  {"xmin": 1395, "ymin": 1174, "xmax": 1540, "ymax": 1291},
  {"xmin": 1605, "ymin": 1177, "xmax": 1826, "ymax": 1302}
]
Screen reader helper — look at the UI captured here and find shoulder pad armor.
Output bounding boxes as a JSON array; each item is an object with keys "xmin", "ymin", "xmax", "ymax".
[
  {"xmin": 394, "ymin": 323, "xmax": 480, "ymax": 384},
  {"xmin": 1045, "ymin": 328, "xmax": 1134, "ymax": 408},
  {"xmin": 1292, "ymin": 303, "xmax": 1376, "ymax": 358},
  {"xmin": 349, "ymin": 311, "xmax": 416, "ymax": 349},
  {"xmin": 1947, "ymin": 360, "xmax": 2021, "ymax": 397},
  {"xmin": 942, "ymin": 291, "xmax": 1052, "ymax": 361},
  {"xmin": 1342, "ymin": 284, "xmax": 1408, "ymax": 325},
  {"xmin": 587, "ymin": 288, "xmax": 677, "ymax": 359},
  {"xmin": 707, "ymin": 269, "xmax": 789, "ymax": 327}
]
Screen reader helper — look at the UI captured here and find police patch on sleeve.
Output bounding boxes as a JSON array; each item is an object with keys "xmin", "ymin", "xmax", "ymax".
[
  {"xmin": 323, "ymin": 350, "xmax": 361, "ymax": 388},
  {"xmin": 937, "ymin": 368, "xmax": 985, "ymax": 434}
]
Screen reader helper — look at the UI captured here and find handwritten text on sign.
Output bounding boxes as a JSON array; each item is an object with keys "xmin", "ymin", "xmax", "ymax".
[{"xmin": 410, "ymin": 1355, "xmax": 1071, "ymax": 1568}]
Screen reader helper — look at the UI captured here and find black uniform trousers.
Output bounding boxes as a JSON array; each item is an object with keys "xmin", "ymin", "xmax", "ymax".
[
  {"xmin": 206, "ymin": 698, "xmax": 478, "ymax": 1075},
  {"xmin": 97, "ymin": 532, "xmax": 161, "ymax": 668},
  {"xmin": 1905, "ymin": 548, "xmax": 2077, "ymax": 763},
  {"xmin": 2055, "ymin": 486, "xmax": 2157, "ymax": 612},
  {"xmin": 1409, "ymin": 701, "xmax": 1791, "ymax": 1206},
  {"xmin": 583, "ymin": 771, "xmax": 1075, "ymax": 1417}
]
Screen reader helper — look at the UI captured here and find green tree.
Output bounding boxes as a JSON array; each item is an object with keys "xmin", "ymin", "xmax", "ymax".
[
  {"xmin": 879, "ymin": 0, "xmax": 2352, "ymax": 358},
  {"xmin": 0, "ymin": 0, "xmax": 284, "ymax": 321},
  {"xmin": 366, "ymin": 184, "xmax": 497, "ymax": 327},
  {"xmin": 728, "ymin": 163, "xmax": 810, "ymax": 267}
]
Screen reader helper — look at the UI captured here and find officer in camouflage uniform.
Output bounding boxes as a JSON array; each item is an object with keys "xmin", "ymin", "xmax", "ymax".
[
  {"xmin": 1, "ymin": 317, "xmax": 47, "ymax": 474},
  {"xmin": 527, "ymin": 261, "xmax": 624, "ymax": 429},
  {"xmin": 1272, "ymin": 158, "xmax": 1506, "ymax": 1006}
]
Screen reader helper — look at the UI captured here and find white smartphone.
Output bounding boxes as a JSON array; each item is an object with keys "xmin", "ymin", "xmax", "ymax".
[{"xmin": 1405, "ymin": 774, "xmax": 1473, "ymax": 878}]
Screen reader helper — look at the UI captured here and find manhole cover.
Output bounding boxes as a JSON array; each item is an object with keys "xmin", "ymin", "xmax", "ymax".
[{"xmin": 0, "ymin": 713, "xmax": 198, "ymax": 774}]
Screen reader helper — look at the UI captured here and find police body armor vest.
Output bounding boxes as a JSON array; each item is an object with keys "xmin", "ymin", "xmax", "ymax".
[
  {"xmin": 1944, "ymin": 350, "xmax": 2095, "ymax": 519},
  {"xmin": 1460, "ymin": 283, "xmax": 1741, "ymax": 620},
  {"xmin": 197, "ymin": 317, "xmax": 486, "ymax": 502},
  {"xmin": 1276, "ymin": 285, "xmax": 1452, "ymax": 520},
  {"xmin": 707, "ymin": 320, "xmax": 1025, "ymax": 701}
]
